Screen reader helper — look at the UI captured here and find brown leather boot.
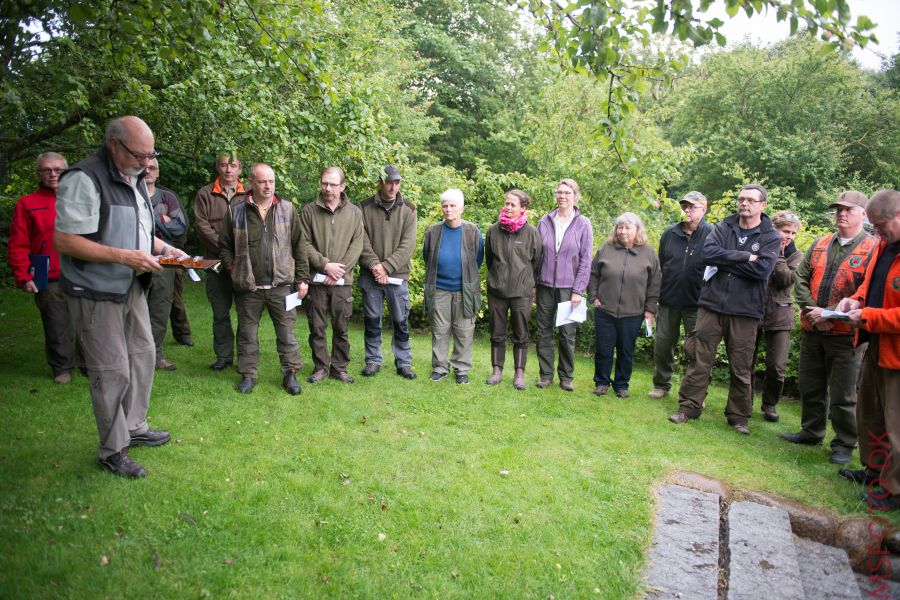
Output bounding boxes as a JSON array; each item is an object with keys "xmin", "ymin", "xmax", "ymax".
[{"xmin": 513, "ymin": 346, "xmax": 528, "ymax": 390}]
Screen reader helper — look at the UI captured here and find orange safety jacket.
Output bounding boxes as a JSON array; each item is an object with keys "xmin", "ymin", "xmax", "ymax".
[
  {"xmin": 852, "ymin": 241, "xmax": 900, "ymax": 370},
  {"xmin": 801, "ymin": 233, "xmax": 877, "ymax": 334}
]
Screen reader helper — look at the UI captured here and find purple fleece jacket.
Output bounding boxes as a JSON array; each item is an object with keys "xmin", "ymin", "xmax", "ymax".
[{"xmin": 535, "ymin": 207, "xmax": 594, "ymax": 294}]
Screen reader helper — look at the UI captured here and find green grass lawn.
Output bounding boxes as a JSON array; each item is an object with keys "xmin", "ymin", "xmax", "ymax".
[{"xmin": 0, "ymin": 283, "xmax": 893, "ymax": 599}]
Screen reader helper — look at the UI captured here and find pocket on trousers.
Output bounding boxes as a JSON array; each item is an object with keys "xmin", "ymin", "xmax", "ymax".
[{"xmin": 684, "ymin": 331, "xmax": 697, "ymax": 360}]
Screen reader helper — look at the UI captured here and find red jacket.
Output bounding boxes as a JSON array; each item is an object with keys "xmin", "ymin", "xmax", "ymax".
[
  {"xmin": 7, "ymin": 187, "xmax": 61, "ymax": 287},
  {"xmin": 853, "ymin": 240, "xmax": 900, "ymax": 370}
]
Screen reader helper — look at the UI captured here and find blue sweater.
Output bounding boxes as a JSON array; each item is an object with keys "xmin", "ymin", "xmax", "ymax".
[{"xmin": 431, "ymin": 222, "xmax": 484, "ymax": 291}]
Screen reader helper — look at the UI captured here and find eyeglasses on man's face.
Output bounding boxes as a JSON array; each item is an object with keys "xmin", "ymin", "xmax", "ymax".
[
  {"xmin": 116, "ymin": 138, "xmax": 160, "ymax": 161},
  {"xmin": 37, "ymin": 168, "xmax": 65, "ymax": 174},
  {"xmin": 736, "ymin": 196, "xmax": 765, "ymax": 205}
]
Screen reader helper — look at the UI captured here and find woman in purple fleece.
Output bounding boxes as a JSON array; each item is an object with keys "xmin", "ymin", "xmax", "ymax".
[{"xmin": 534, "ymin": 179, "xmax": 594, "ymax": 391}]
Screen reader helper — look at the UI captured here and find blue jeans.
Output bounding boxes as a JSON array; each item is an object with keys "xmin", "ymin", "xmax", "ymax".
[
  {"xmin": 359, "ymin": 271, "xmax": 412, "ymax": 368},
  {"xmin": 593, "ymin": 311, "xmax": 643, "ymax": 390}
]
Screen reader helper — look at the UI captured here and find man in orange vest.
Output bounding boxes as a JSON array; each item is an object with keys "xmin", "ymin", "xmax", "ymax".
[
  {"xmin": 782, "ymin": 191, "xmax": 877, "ymax": 464},
  {"xmin": 194, "ymin": 155, "xmax": 245, "ymax": 371},
  {"xmin": 837, "ymin": 189, "xmax": 900, "ymax": 509}
]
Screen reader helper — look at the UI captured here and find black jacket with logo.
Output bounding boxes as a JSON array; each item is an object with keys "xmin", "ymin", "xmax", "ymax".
[{"xmin": 699, "ymin": 213, "xmax": 782, "ymax": 320}]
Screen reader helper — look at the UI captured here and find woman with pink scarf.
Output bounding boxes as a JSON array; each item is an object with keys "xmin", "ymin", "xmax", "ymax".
[{"xmin": 484, "ymin": 189, "xmax": 543, "ymax": 389}]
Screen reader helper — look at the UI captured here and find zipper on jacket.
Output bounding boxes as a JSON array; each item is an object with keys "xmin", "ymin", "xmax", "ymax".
[{"xmin": 615, "ymin": 250, "xmax": 628, "ymax": 318}]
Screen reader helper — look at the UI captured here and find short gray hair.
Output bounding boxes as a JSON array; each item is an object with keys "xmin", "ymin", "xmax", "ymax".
[
  {"xmin": 36, "ymin": 152, "xmax": 67, "ymax": 171},
  {"xmin": 440, "ymin": 188, "xmax": 464, "ymax": 207}
]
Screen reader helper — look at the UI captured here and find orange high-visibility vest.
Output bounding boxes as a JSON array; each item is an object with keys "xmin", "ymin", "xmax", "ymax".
[{"xmin": 801, "ymin": 233, "xmax": 877, "ymax": 334}]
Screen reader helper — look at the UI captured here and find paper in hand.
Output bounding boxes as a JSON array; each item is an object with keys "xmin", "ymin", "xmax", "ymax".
[
  {"xmin": 312, "ymin": 273, "xmax": 345, "ymax": 286},
  {"xmin": 285, "ymin": 292, "xmax": 302, "ymax": 310},
  {"xmin": 555, "ymin": 301, "xmax": 587, "ymax": 326},
  {"xmin": 703, "ymin": 266, "xmax": 718, "ymax": 282},
  {"xmin": 187, "ymin": 268, "xmax": 201, "ymax": 282},
  {"xmin": 645, "ymin": 318, "xmax": 653, "ymax": 337}
]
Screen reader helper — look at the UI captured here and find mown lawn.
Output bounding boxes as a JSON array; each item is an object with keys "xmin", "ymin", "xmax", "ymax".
[{"xmin": 0, "ymin": 283, "xmax": 892, "ymax": 599}]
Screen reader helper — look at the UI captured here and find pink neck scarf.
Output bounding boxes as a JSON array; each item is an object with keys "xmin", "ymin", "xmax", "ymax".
[{"xmin": 499, "ymin": 207, "xmax": 527, "ymax": 233}]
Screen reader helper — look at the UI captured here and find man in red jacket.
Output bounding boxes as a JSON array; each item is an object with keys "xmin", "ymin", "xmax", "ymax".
[
  {"xmin": 7, "ymin": 152, "xmax": 76, "ymax": 383},
  {"xmin": 838, "ymin": 189, "xmax": 900, "ymax": 510}
]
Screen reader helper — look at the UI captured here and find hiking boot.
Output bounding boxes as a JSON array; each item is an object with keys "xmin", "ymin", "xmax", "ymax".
[
  {"xmin": 780, "ymin": 431, "xmax": 822, "ymax": 445},
  {"xmin": 129, "ymin": 428, "xmax": 171, "ymax": 447},
  {"xmin": 614, "ymin": 389, "xmax": 629, "ymax": 399},
  {"xmin": 647, "ymin": 388, "xmax": 668, "ymax": 399},
  {"xmin": 668, "ymin": 412, "xmax": 690, "ymax": 425},
  {"xmin": 331, "ymin": 371, "xmax": 355, "ymax": 384},
  {"xmin": 235, "ymin": 377, "xmax": 256, "ymax": 393},
  {"xmin": 861, "ymin": 491, "xmax": 900, "ymax": 511},
  {"xmin": 839, "ymin": 468, "xmax": 879, "ymax": 485},
  {"xmin": 210, "ymin": 358, "xmax": 232, "ymax": 371},
  {"xmin": 53, "ymin": 372, "xmax": 72, "ymax": 384},
  {"xmin": 486, "ymin": 368, "xmax": 502, "ymax": 385},
  {"xmin": 512, "ymin": 369, "xmax": 525, "ymax": 390},
  {"xmin": 456, "ymin": 373, "xmax": 470, "ymax": 384},
  {"xmin": 155, "ymin": 358, "xmax": 177, "ymax": 371},
  {"xmin": 830, "ymin": 448, "xmax": 853, "ymax": 465},
  {"xmin": 396, "ymin": 366, "xmax": 417, "ymax": 380},
  {"xmin": 362, "ymin": 363, "xmax": 380, "ymax": 377},
  {"xmin": 535, "ymin": 378, "xmax": 552, "ymax": 389},
  {"xmin": 559, "ymin": 380, "xmax": 573, "ymax": 392},
  {"xmin": 594, "ymin": 385, "xmax": 609, "ymax": 397},
  {"xmin": 99, "ymin": 449, "xmax": 147, "ymax": 478},
  {"xmin": 308, "ymin": 369, "xmax": 328, "ymax": 383},
  {"xmin": 174, "ymin": 336, "xmax": 194, "ymax": 347},
  {"xmin": 430, "ymin": 371, "xmax": 448, "ymax": 382},
  {"xmin": 283, "ymin": 371, "xmax": 301, "ymax": 395},
  {"xmin": 733, "ymin": 424, "xmax": 751, "ymax": 435},
  {"xmin": 762, "ymin": 406, "xmax": 779, "ymax": 422}
]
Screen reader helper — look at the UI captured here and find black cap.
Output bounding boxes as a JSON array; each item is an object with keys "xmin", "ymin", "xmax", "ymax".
[{"xmin": 382, "ymin": 165, "xmax": 402, "ymax": 182}]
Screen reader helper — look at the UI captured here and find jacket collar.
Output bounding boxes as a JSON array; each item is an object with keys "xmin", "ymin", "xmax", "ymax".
[
  {"xmin": 212, "ymin": 178, "xmax": 245, "ymax": 196},
  {"xmin": 316, "ymin": 191, "xmax": 350, "ymax": 212}
]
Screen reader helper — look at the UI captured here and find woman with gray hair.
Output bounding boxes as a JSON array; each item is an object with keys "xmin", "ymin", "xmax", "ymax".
[
  {"xmin": 752, "ymin": 210, "xmax": 803, "ymax": 422},
  {"xmin": 422, "ymin": 188, "xmax": 484, "ymax": 384},
  {"xmin": 587, "ymin": 212, "xmax": 661, "ymax": 397}
]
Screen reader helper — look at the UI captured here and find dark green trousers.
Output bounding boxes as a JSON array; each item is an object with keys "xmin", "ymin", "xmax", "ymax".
[{"xmin": 798, "ymin": 331, "xmax": 864, "ymax": 451}]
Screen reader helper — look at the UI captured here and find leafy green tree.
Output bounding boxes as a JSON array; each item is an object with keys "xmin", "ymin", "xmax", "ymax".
[{"xmin": 661, "ymin": 36, "xmax": 899, "ymax": 210}]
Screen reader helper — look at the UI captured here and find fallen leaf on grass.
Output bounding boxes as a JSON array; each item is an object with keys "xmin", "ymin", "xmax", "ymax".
[
  {"xmin": 175, "ymin": 439, "xmax": 182, "ymax": 444},
  {"xmin": 499, "ymin": 470, "xmax": 510, "ymax": 477},
  {"xmin": 378, "ymin": 533, "xmax": 386, "ymax": 542},
  {"xmin": 178, "ymin": 512, "xmax": 197, "ymax": 525},
  {"xmin": 519, "ymin": 413, "xmax": 527, "ymax": 418},
  {"xmin": 321, "ymin": 575, "xmax": 329, "ymax": 583},
  {"xmin": 152, "ymin": 548, "xmax": 160, "ymax": 570},
  {"xmin": 315, "ymin": 519, "xmax": 328, "ymax": 527},
  {"xmin": 360, "ymin": 416, "xmax": 367, "ymax": 425},
  {"xmin": 100, "ymin": 555, "xmax": 108, "ymax": 566},
  {"xmin": 51, "ymin": 460, "xmax": 60, "ymax": 469},
  {"xmin": 450, "ymin": 569, "xmax": 459, "ymax": 579},
  {"xmin": 341, "ymin": 479, "xmax": 351, "ymax": 486},
  {"xmin": 381, "ymin": 502, "xmax": 388, "ymax": 511},
  {"xmin": 223, "ymin": 559, "xmax": 233, "ymax": 566}
]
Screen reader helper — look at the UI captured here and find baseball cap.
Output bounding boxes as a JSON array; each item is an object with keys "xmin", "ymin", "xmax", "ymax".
[
  {"xmin": 680, "ymin": 191, "xmax": 707, "ymax": 207},
  {"xmin": 381, "ymin": 165, "xmax": 402, "ymax": 182},
  {"xmin": 829, "ymin": 190, "xmax": 867, "ymax": 209}
]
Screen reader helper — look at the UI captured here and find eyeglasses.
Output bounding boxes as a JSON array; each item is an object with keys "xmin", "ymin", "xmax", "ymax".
[
  {"xmin": 37, "ymin": 168, "xmax": 65, "ymax": 174},
  {"xmin": 736, "ymin": 197, "xmax": 765, "ymax": 205},
  {"xmin": 116, "ymin": 138, "xmax": 160, "ymax": 161}
]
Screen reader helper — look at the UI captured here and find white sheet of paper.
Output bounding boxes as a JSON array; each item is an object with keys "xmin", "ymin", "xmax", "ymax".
[
  {"xmin": 703, "ymin": 266, "xmax": 718, "ymax": 281},
  {"xmin": 187, "ymin": 268, "xmax": 201, "ymax": 282},
  {"xmin": 285, "ymin": 292, "xmax": 302, "ymax": 310},
  {"xmin": 387, "ymin": 277, "xmax": 403, "ymax": 286},
  {"xmin": 645, "ymin": 318, "xmax": 653, "ymax": 337},
  {"xmin": 312, "ymin": 273, "xmax": 345, "ymax": 286},
  {"xmin": 555, "ymin": 301, "xmax": 587, "ymax": 326}
]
